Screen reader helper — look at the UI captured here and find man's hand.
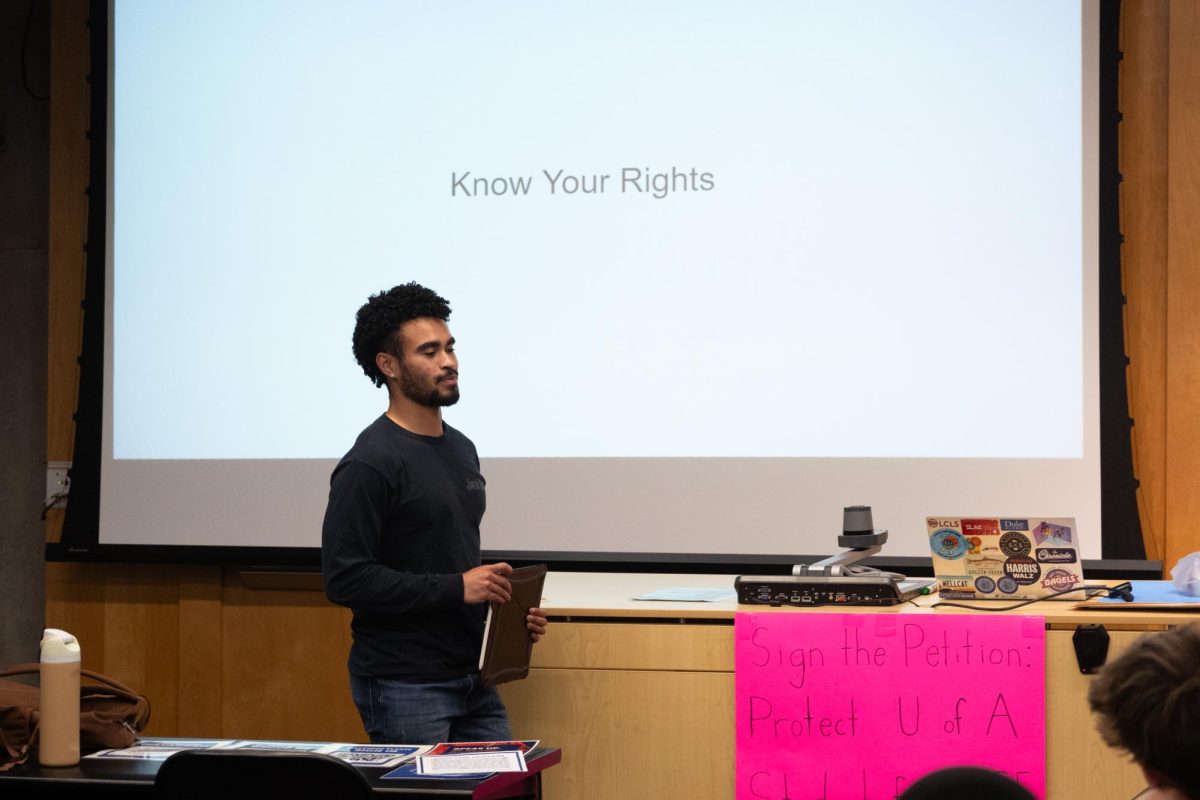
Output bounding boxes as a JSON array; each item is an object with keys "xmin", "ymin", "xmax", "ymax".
[
  {"xmin": 463, "ymin": 563, "xmax": 513, "ymax": 604},
  {"xmin": 526, "ymin": 607, "xmax": 548, "ymax": 643}
]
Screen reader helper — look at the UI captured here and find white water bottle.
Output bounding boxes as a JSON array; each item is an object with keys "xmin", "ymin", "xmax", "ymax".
[{"xmin": 39, "ymin": 628, "xmax": 81, "ymax": 767}]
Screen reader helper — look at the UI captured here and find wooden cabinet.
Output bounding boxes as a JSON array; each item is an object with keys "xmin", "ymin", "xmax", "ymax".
[
  {"xmin": 47, "ymin": 568, "xmax": 1178, "ymax": 800},
  {"xmin": 499, "ymin": 574, "xmax": 1171, "ymax": 800}
]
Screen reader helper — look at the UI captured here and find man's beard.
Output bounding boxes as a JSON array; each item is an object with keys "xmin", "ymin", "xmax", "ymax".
[{"xmin": 398, "ymin": 365, "xmax": 460, "ymax": 408}]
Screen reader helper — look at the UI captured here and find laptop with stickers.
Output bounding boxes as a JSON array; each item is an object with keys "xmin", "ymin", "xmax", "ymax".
[{"xmin": 926, "ymin": 516, "xmax": 1084, "ymax": 600}]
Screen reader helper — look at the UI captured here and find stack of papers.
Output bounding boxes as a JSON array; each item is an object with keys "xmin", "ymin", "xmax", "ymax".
[
  {"xmin": 383, "ymin": 740, "xmax": 539, "ymax": 780},
  {"xmin": 87, "ymin": 739, "xmax": 430, "ymax": 768},
  {"xmin": 89, "ymin": 737, "xmax": 540, "ymax": 777}
]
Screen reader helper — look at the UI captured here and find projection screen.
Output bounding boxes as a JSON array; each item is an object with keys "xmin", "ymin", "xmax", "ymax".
[{"xmin": 97, "ymin": 0, "xmax": 1101, "ymax": 560}]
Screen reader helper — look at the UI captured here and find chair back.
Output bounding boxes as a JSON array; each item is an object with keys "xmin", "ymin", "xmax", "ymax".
[{"xmin": 155, "ymin": 749, "xmax": 373, "ymax": 800}]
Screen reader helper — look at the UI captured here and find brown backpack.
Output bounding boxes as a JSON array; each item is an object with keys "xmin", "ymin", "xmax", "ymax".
[{"xmin": 0, "ymin": 664, "xmax": 151, "ymax": 771}]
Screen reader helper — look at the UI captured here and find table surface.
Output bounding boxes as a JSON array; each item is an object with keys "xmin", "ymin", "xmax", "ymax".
[
  {"xmin": 540, "ymin": 571, "xmax": 1197, "ymax": 625},
  {"xmin": 1, "ymin": 745, "xmax": 561, "ymax": 798}
]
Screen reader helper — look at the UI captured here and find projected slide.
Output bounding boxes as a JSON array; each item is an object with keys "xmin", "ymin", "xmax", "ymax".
[{"xmin": 101, "ymin": 1, "xmax": 1098, "ymax": 557}]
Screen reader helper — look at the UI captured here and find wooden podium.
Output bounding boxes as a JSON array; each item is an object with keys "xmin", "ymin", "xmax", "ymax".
[{"xmin": 501, "ymin": 571, "xmax": 1184, "ymax": 800}]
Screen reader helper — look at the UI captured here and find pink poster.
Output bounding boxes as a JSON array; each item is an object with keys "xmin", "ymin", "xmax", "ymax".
[{"xmin": 735, "ymin": 612, "xmax": 1045, "ymax": 799}]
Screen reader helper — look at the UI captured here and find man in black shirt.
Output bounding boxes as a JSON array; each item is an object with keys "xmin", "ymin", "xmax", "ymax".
[{"xmin": 322, "ymin": 282, "xmax": 547, "ymax": 744}]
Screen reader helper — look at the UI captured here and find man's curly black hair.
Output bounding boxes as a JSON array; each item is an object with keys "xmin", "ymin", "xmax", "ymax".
[{"xmin": 352, "ymin": 282, "xmax": 452, "ymax": 387}]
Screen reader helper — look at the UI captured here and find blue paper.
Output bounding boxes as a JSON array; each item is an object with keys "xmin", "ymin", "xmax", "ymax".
[
  {"xmin": 633, "ymin": 587, "xmax": 737, "ymax": 602},
  {"xmin": 1094, "ymin": 580, "xmax": 1200, "ymax": 605}
]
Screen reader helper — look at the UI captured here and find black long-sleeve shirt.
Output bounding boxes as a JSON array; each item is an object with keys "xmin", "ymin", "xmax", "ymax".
[{"xmin": 321, "ymin": 415, "xmax": 487, "ymax": 680}]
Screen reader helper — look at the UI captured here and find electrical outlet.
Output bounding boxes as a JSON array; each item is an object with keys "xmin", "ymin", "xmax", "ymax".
[{"xmin": 45, "ymin": 461, "xmax": 71, "ymax": 508}]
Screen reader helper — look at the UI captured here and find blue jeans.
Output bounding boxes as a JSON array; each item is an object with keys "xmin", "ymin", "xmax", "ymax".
[{"xmin": 350, "ymin": 674, "xmax": 512, "ymax": 744}]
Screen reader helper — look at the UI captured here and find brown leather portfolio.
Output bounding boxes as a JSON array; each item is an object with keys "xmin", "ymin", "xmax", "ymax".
[{"xmin": 478, "ymin": 564, "xmax": 548, "ymax": 687}]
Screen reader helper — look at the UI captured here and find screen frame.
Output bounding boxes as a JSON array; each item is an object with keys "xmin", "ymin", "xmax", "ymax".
[{"xmin": 51, "ymin": 0, "xmax": 1144, "ymax": 575}]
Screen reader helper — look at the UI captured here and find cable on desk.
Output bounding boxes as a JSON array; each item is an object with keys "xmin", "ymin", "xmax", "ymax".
[{"xmin": 929, "ymin": 582, "xmax": 1133, "ymax": 612}]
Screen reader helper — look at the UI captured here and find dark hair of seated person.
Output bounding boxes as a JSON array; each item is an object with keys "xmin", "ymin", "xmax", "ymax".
[
  {"xmin": 898, "ymin": 766, "xmax": 1036, "ymax": 800},
  {"xmin": 1087, "ymin": 622, "xmax": 1200, "ymax": 800}
]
